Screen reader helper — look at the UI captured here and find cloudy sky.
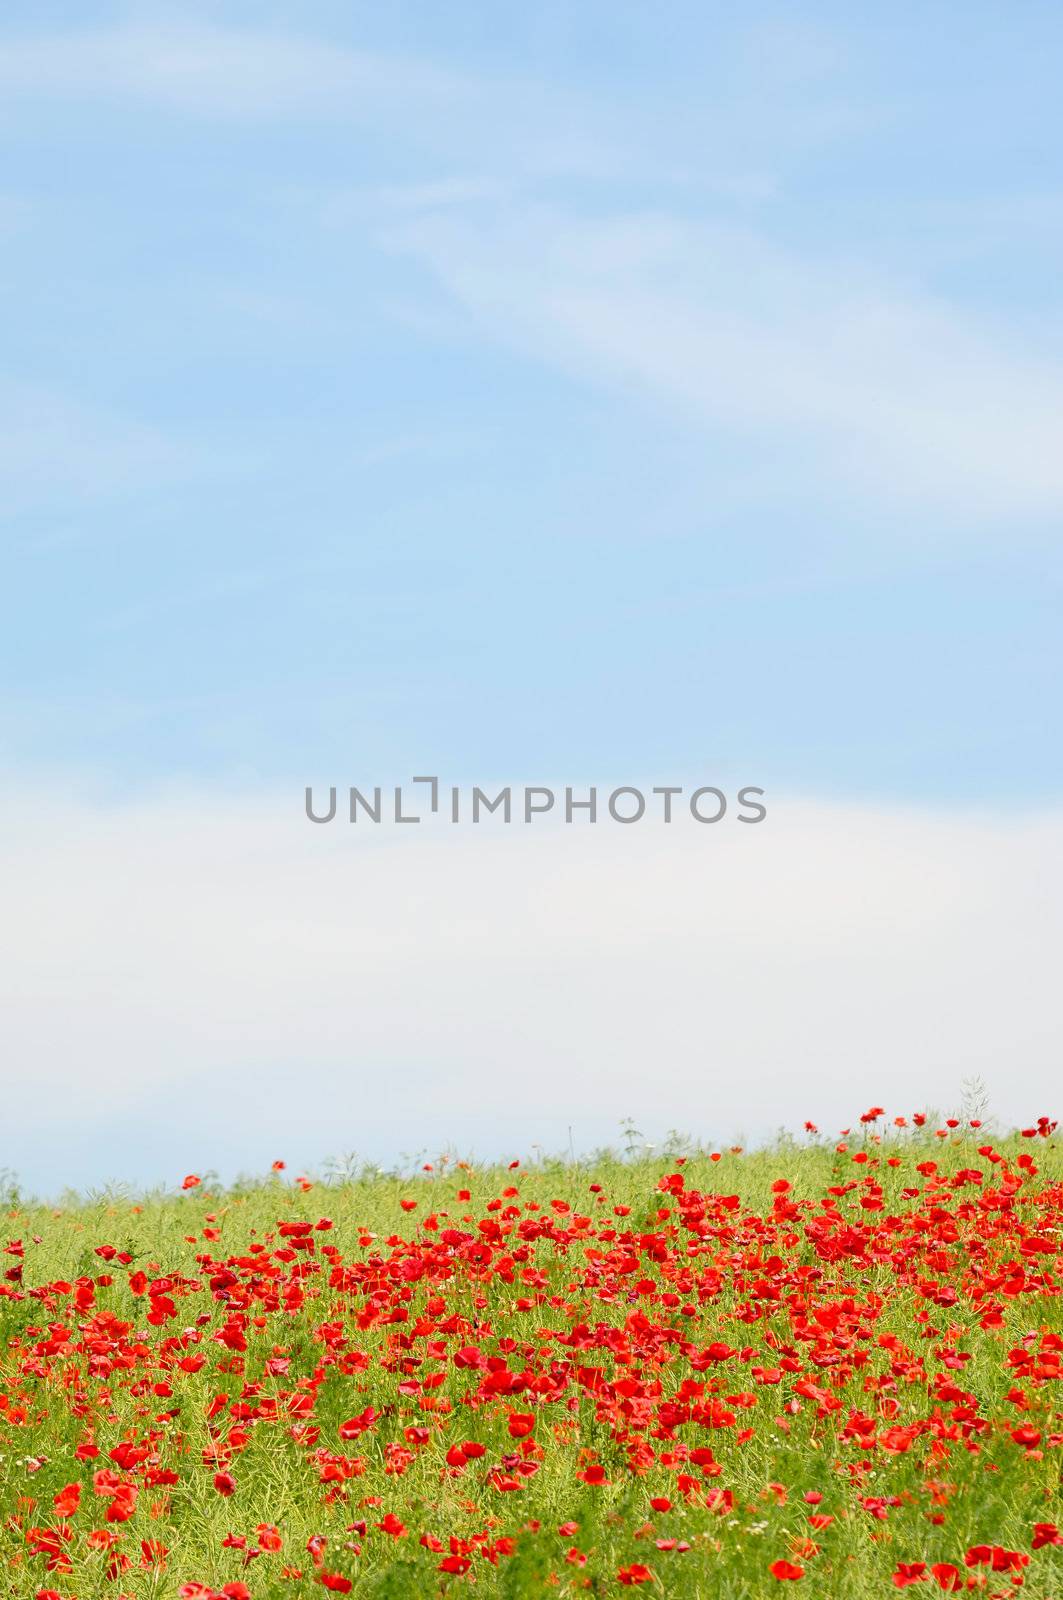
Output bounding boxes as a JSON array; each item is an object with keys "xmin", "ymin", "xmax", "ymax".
[{"xmin": 2, "ymin": 3, "xmax": 1061, "ymax": 1192}]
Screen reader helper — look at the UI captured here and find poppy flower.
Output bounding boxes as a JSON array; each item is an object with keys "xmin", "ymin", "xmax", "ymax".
[
  {"xmin": 10, "ymin": 1104, "xmax": 1063, "ymax": 1598},
  {"xmin": 892, "ymin": 1563, "xmax": 927, "ymax": 1587},
  {"xmin": 53, "ymin": 1484, "xmax": 81, "ymax": 1517},
  {"xmin": 439, "ymin": 1555, "xmax": 471, "ymax": 1574}
]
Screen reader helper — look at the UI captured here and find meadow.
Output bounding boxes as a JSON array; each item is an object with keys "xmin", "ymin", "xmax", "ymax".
[{"xmin": 2, "ymin": 1110, "xmax": 1062, "ymax": 1598}]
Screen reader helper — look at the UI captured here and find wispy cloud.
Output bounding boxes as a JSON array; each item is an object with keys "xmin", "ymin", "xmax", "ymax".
[
  {"xmin": 0, "ymin": 382, "xmax": 222, "ymax": 517},
  {"xmin": 367, "ymin": 178, "xmax": 509, "ymax": 213},
  {"xmin": 379, "ymin": 203, "xmax": 1063, "ymax": 520},
  {"xmin": 0, "ymin": 19, "xmax": 460, "ymax": 121},
  {"xmin": 5, "ymin": 14, "xmax": 1060, "ymax": 528},
  {"xmin": 0, "ymin": 18, "xmax": 621, "ymax": 180},
  {"xmin": 0, "ymin": 17, "xmax": 739, "ymax": 183}
]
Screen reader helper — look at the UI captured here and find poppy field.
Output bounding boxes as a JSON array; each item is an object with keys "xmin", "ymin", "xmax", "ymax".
[{"xmin": 3, "ymin": 1111, "xmax": 1063, "ymax": 1598}]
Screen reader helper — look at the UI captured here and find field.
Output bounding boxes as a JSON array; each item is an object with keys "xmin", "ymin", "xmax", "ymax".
[{"xmin": 3, "ymin": 1112, "xmax": 1062, "ymax": 1598}]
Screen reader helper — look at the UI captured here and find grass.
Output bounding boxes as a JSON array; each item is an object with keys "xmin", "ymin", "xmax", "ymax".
[{"xmin": 2, "ymin": 1115, "xmax": 1062, "ymax": 1596}]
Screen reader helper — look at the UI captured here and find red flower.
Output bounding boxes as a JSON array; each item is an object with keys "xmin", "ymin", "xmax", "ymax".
[
  {"xmin": 338, "ymin": 1407, "xmax": 377, "ymax": 1440},
  {"xmin": 892, "ymin": 1563, "xmax": 928, "ymax": 1587},
  {"xmin": 105, "ymin": 1486, "xmax": 137, "ymax": 1523},
  {"xmin": 181, "ymin": 1174, "xmax": 201, "ymax": 1189},
  {"xmin": 13, "ymin": 1106, "xmax": 1063, "ymax": 1600},
  {"xmin": 964, "ymin": 1546, "xmax": 1028, "ymax": 1572},
  {"xmin": 53, "ymin": 1483, "xmax": 81, "ymax": 1517}
]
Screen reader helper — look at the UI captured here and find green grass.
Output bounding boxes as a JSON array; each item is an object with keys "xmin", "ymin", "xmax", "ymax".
[{"xmin": 2, "ymin": 1123, "xmax": 1062, "ymax": 1596}]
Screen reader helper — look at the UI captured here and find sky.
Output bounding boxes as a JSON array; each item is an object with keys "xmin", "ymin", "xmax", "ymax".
[{"xmin": 2, "ymin": 3, "xmax": 1062, "ymax": 1193}]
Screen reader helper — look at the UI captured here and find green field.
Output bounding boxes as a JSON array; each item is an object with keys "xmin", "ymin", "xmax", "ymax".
[{"xmin": 3, "ymin": 1116, "xmax": 1062, "ymax": 1597}]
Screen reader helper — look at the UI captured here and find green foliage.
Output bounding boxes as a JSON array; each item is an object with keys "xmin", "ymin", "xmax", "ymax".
[{"xmin": 1, "ymin": 1119, "xmax": 1061, "ymax": 1597}]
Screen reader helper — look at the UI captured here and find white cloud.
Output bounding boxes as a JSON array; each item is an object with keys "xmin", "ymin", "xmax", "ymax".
[
  {"xmin": 10, "ymin": 20, "xmax": 1057, "ymax": 524},
  {"xmin": 0, "ymin": 382, "xmax": 227, "ymax": 517},
  {"xmin": 380, "ymin": 205, "xmax": 1063, "ymax": 520},
  {"xmin": 0, "ymin": 18, "xmax": 662, "ymax": 180},
  {"xmin": 1, "ymin": 782, "xmax": 1059, "ymax": 1188},
  {"xmin": 0, "ymin": 19, "xmax": 460, "ymax": 121}
]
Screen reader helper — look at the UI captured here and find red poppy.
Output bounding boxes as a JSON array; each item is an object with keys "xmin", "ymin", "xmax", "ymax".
[
  {"xmin": 53, "ymin": 1483, "xmax": 81, "ymax": 1517},
  {"xmin": 892, "ymin": 1563, "xmax": 927, "ymax": 1587}
]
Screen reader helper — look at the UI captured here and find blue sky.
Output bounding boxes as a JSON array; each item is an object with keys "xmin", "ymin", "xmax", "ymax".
[
  {"xmin": 2, "ymin": 5, "xmax": 1062, "ymax": 1192},
  {"xmin": 3, "ymin": 1, "xmax": 1062, "ymax": 801}
]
